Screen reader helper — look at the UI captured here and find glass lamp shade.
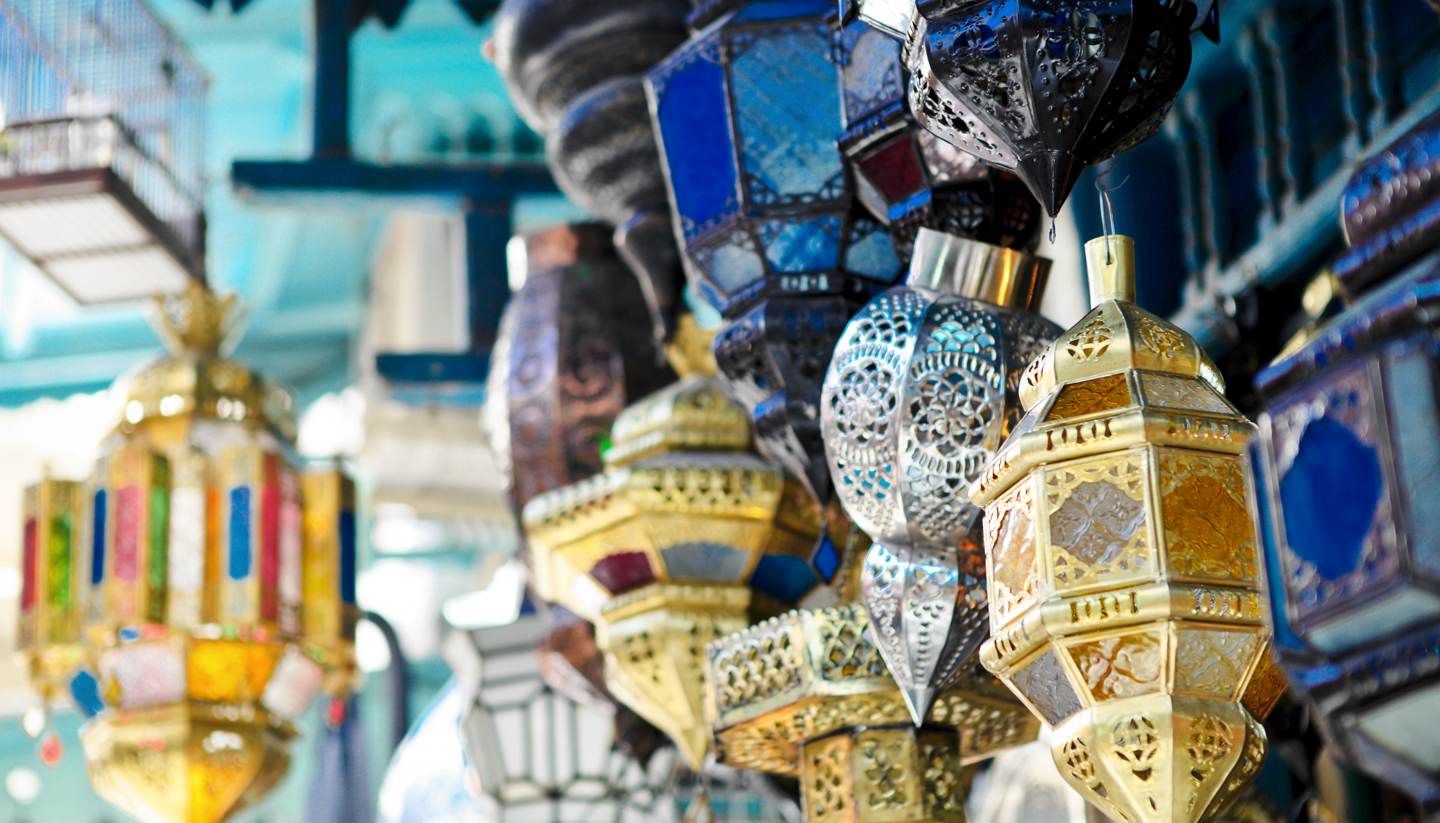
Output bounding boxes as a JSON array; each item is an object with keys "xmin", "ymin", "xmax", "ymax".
[
  {"xmin": 15, "ymin": 285, "xmax": 356, "ymax": 823},
  {"xmin": 970, "ymin": 236, "xmax": 1281, "ymax": 823},
  {"xmin": 645, "ymin": 0, "xmax": 907, "ymax": 510},
  {"xmin": 705, "ymin": 603, "xmax": 1040, "ymax": 821},
  {"xmin": 872, "ymin": 0, "xmax": 1199, "ymax": 216},
  {"xmin": 820, "ymin": 229, "xmax": 1059, "ymax": 723},
  {"xmin": 835, "ymin": 18, "xmax": 1043, "ymax": 256},
  {"xmin": 523, "ymin": 377, "xmax": 821, "ymax": 768},
  {"xmin": 483, "ymin": 223, "xmax": 675, "ymax": 515},
  {"xmin": 1251, "ymin": 257, "xmax": 1440, "ymax": 815}
]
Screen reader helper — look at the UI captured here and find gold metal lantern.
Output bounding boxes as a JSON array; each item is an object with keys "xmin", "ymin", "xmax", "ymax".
[
  {"xmin": 705, "ymin": 603, "xmax": 1039, "ymax": 822},
  {"xmin": 15, "ymin": 285, "xmax": 358, "ymax": 823},
  {"xmin": 969, "ymin": 236, "xmax": 1284, "ymax": 823},
  {"xmin": 523, "ymin": 376, "xmax": 819, "ymax": 769}
]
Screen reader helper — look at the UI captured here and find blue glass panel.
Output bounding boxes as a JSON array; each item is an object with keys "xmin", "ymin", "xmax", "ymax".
[
  {"xmin": 340, "ymin": 509, "xmax": 357, "ymax": 604},
  {"xmin": 1279, "ymin": 415, "xmax": 1383, "ymax": 582},
  {"xmin": 649, "ymin": 39, "xmax": 740, "ymax": 240},
  {"xmin": 811, "ymin": 534, "xmax": 840, "ymax": 582},
  {"xmin": 759, "ymin": 216, "xmax": 842, "ymax": 272},
  {"xmin": 729, "ymin": 22, "xmax": 846, "ymax": 207},
  {"xmin": 751, "ymin": 553, "xmax": 820, "ymax": 603},
  {"xmin": 695, "ymin": 228, "xmax": 767, "ymax": 294},
  {"xmin": 730, "ymin": 0, "xmax": 829, "ymax": 24},
  {"xmin": 69, "ymin": 670, "xmax": 104, "ymax": 718},
  {"xmin": 845, "ymin": 219, "xmax": 903, "ymax": 282},
  {"xmin": 229, "ymin": 487, "xmax": 252, "ymax": 581},
  {"xmin": 1387, "ymin": 346, "xmax": 1440, "ymax": 574},
  {"xmin": 840, "ymin": 23, "xmax": 904, "ymax": 127},
  {"xmin": 1251, "ymin": 443, "xmax": 1304, "ymax": 653},
  {"xmin": 91, "ymin": 488, "xmax": 106, "ymax": 586},
  {"xmin": 661, "ymin": 542, "xmax": 751, "ymax": 582}
]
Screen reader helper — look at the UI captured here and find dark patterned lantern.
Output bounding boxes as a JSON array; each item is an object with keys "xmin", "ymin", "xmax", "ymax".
[
  {"xmin": 492, "ymin": 0, "xmax": 692, "ymax": 340},
  {"xmin": 835, "ymin": 16, "xmax": 1043, "ymax": 255},
  {"xmin": 820, "ymin": 229, "xmax": 1060, "ymax": 723},
  {"xmin": 483, "ymin": 223, "xmax": 674, "ymax": 515},
  {"xmin": 858, "ymin": 0, "xmax": 1200, "ymax": 216},
  {"xmin": 1250, "ymin": 116, "xmax": 1440, "ymax": 814},
  {"xmin": 645, "ymin": 0, "xmax": 906, "ymax": 511}
]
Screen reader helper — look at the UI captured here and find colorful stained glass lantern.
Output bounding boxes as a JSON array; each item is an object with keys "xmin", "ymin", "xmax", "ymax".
[
  {"xmin": 835, "ymin": 17, "xmax": 1042, "ymax": 255},
  {"xmin": 851, "ymin": 0, "xmax": 1199, "ymax": 216},
  {"xmin": 645, "ymin": 0, "xmax": 905, "ymax": 508},
  {"xmin": 523, "ymin": 377, "xmax": 820, "ymax": 768},
  {"xmin": 821, "ymin": 229, "xmax": 1060, "ymax": 723},
  {"xmin": 1249, "ymin": 116, "xmax": 1440, "ymax": 814},
  {"xmin": 15, "ymin": 285, "xmax": 357, "ymax": 823},
  {"xmin": 705, "ymin": 603, "xmax": 1040, "ymax": 821},
  {"xmin": 970, "ymin": 236, "xmax": 1283, "ymax": 823}
]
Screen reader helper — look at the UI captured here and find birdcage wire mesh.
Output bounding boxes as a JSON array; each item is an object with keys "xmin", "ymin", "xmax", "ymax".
[{"xmin": 0, "ymin": 0, "xmax": 207, "ymax": 261}]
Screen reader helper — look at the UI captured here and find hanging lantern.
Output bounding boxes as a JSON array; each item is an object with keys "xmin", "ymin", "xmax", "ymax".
[
  {"xmin": 820, "ymin": 229, "xmax": 1060, "ymax": 724},
  {"xmin": 483, "ymin": 222, "xmax": 674, "ymax": 519},
  {"xmin": 523, "ymin": 377, "xmax": 821, "ymax": 769},
  {"xmin": 17, "ymin": 479, "xmax": 89, "ymax": 715},
  {"xmin": 970, "ymin": 236, "xmax": 1283, "ymax": 823},
  {"xmin": 705, "ymin": 603, "xmax": 1039, "ymax": 822},
  {"xmin": 834, "ymin": 16, "xmax": 1042, "ymax": 256},
  {"xmin": 16, "ymin": 285, "xmax": 356, "ymax": 823},
  {"xmin": 1249, "ymin": 116, "xmax": 1440, "ymax": 814},
  {"xmin": 846, "ymin": 0, "xmax": 1199, "ymax": 216},
  {"xmin": 645, "ymin": 0, "xmax": 906, "ymax": 509}
]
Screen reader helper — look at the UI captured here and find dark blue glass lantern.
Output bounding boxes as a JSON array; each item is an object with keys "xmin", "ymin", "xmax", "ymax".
[
  {"xmin": 645, "ymin": 0, "xmax": 906, "ymax": 506},
  {"xmin": 1250, "ymin": 115, "xmax": 1440, "ymax": 815},
  {"xmin": 834, "ymin": 14, "xmax": 1043, "ymax": 257}
]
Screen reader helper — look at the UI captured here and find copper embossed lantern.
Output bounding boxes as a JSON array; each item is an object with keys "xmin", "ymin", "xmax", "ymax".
[
  {"xmin": 16, "ymin": 285, "xmax": 357, "ymax": 823},
  {"xmin": 646, "ymin": 0, "xmax": 905, "ymax": 511},
  {"xmin": 970, "ymin": 236, "xmax": 1282, "ymax": 823},
  {"xmin": 853, "ymin": 0, "xmax": 1200, "ymax": 216},
  {"xmin": 1249, "ymin": 115, "xmax": 1440, "ymax": 814},
  {"xmin": 523, "ymin": 377, "xmax": 820, "ymax": 768},
  {"xmin": 820, "ymin": 229, "xmax": 1060, "ymax": 723}
]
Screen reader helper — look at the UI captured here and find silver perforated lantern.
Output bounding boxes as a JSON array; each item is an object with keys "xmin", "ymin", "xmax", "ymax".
[
  {"xmin": 849, "ymin": 0, "xmax": 1200, "ymax": 216},
  {"xmin": 820, "ymin": 228, "xmax": 1059, "ymax": 722}
]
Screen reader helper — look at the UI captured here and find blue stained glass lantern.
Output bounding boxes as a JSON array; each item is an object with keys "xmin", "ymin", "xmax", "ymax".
[
  {"xmin": 646, "ymin": 0, "xmax": 906, "ymax": 505},
  {"xmin": 1250, "ymin": 115, "xmax": 1440, "ymax": 815}
]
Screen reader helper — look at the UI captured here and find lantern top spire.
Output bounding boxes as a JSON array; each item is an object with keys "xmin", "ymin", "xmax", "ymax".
[
  {"xmin": 1015, "ymin": 235, "xmax": 1224, "ymax": 412},
  {"xmin": 604, "ymin": 377, "xmax": 752, "ymax": 467}
]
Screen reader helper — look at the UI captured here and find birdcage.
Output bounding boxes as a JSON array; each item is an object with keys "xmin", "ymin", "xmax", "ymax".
[{"xmin": 0, "ymin": 0, "xmax": 207, "ymax": 303}]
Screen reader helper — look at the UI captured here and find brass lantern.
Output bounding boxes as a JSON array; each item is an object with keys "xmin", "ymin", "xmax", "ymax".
[
  {"xmin": 523, "ymin": 377, "xmax": 820, "ymax": 769},
  {"xmin": 16, "ymin": 285, "xmax": 357, "ymax": 823},
  {"xmin": 705, "ymin": 603, "xmax": 1039, "ymax": 822},
  {"xmin": 969, "ymin": 236, "xmax": 1284, "ymax": 823}
]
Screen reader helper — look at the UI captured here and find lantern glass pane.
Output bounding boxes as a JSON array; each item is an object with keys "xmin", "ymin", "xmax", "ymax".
[
  {"xmin": 1249, "ymin": 442, "xmax": 1305, "ymax": 652},
  {"xmin": 695, "ymin": 229, "xmax": 767, "ymax": 294},
  {"xmin": 1138, "ymin": 372, "xmax": 1234, "ymax": 415},
  {"xmin": 840, "ymin": 25, "xmax": 904, "ymax": 126},
  {"xmin": 843, "ymin": 218, "xmax": 903, "ymax": 281},
  {"xmin": 759, "ymin": 215, "xmax": 843, "ymax": 272},
  {"xmin": 1064, "ymin": 629, "xmax": 1164, "ymax": 701},
  {"xmin": 1009, "ymin": 647, "xmax": 1081, "ymax": 724},
  {"xmin": 730, "ymin": 24, "xmax": 845, "ymax": 206},
  {"xmin": 661, "ymin": 542, "xmax": 752, "ymax": 582},
  {"xmin": 1158, "ymin": 452, "xmax": 1259, "ymax": 586},
  {"xmin": 1279, "ymin": 414, "xmax": 1386, "ymax": 590},
  {"xmin": 1044, "ymin": 454, "xmax": 1152, "ymax": 592},
  {"xmin": 1306, "ymin": 588, "xmax": 1440, "ymax": 653},
  {"xmin": 1172, "ymin": 628, "xmax": 1259, "ymax": 700},
  {"xmin": 1386, "ymin": 345, "xmax": 1440, "ymax": 574},
  {"xmin": 652, "ymin": 51, "xmax": 739, "ymax": 240},
  {"xmin": 1358, "ymin": 686, "xmax": 1440, "ymax": 771}
]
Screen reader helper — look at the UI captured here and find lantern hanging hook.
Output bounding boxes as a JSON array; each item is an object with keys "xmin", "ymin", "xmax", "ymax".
[{"xmin": 1094, "ymin": 164, "xmax": 1131, "ymax": 264}]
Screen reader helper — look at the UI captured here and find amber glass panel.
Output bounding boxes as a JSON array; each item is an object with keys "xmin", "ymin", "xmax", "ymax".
[
  {"xmin": 1173, "ymin": 628, "xmax": 1259, "ymax": 700},
  {"xmin": 1159, "ymin": 451, "xmax": 1259, "ymax": 585},
  {"xmin": 1045, "ymin": 374, "xmax": 1132, "ymax": 421},
  {"xmin": 1066, "ymin": 630, "xmax": 1164, "ymax": 701}
]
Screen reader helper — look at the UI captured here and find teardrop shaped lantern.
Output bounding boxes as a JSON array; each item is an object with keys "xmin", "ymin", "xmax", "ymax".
[
  {"xmin": 17, "ymin": 284, "xmax": 357, "ymax": 823},
  {"xmin": 970, "ymin": 236, "xmax": 1283, "ymax": 823},
  {"xmin": 899, "ymin": 1, "xmax": 1199, "ymax": 216},
  {"xmin": 523, "ymin": 377, "xmax": 821, "ymax": 769},
  {"xmin": 820, "ymin": 230, "xmax": 1060, "ymax": 723}
]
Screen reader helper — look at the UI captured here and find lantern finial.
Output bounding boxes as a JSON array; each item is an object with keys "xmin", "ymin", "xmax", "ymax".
[
  {"xmin": 1083, "ymin": 234, "xmax": 1137, "ymax": 308},
  {"xmin": 152, "ymin": 282, "xmax": 241, "ymax": 357}
]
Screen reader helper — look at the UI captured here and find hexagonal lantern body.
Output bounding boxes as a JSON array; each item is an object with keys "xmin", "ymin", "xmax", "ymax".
[
  {"xmin": 858, "ymin": 0, "xmax": 1199, "ymax": 216},
  {"xmin": 1248, "ymin": 115, "xmax": 1440, "ymax": 811},
  {"xmin": 646, "ymin": 0, "xmax": 906, "ymax": 511},
  {"xmin": 523, "ymin": 377, "xmax": 820, "ymax": 769},
  {"xmin": 820, "ymin": 230, "xmax": 1060, "ymax": 724},
  {"xmin": 970, "ymin": 237, "xmax": 1282, "ymax": 823},
  {"xmin": 834, "ymin": 17, "xmax": 1042, "ymax": 257},
  {"xmin": 705, "ymin": 604, "xmax": 1040, "ymax": 822}
]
